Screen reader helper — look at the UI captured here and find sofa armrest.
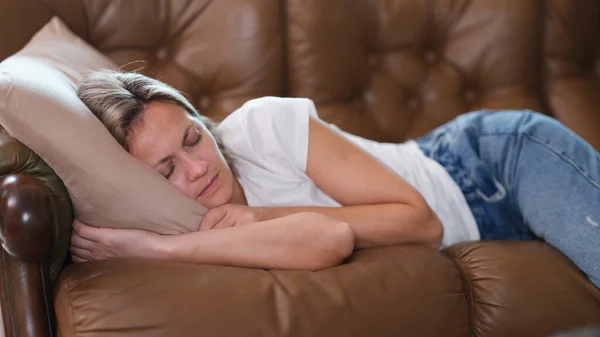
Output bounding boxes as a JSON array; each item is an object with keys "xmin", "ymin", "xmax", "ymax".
[
  {"xmin": 0, "ymin": 133, "xmax": 73, "ymax": 278},
  {"xmin": 0, "ymin": 174, "xmax": 57, "ymax": 337},
  {"xmin": 0, "ymin": 133, "xmax": 73, "ymax": 337},
  {"xmin": 445, "ymin": 241, "xmax": 600, "ymax": 337}
]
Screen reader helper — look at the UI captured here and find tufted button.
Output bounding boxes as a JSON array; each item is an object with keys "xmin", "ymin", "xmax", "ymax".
[
  {"xmin": 464, "ymin": 90, "xmax": 477, "ymax": 103},
  {"xmin": 424, "ymin": 51, "xmax": 436, "ymax": 64},
  {"xmin": 197, "ymin": 96, "xmax": 212, "ymax": 112},
  {"xmin": 408, "ymin": 97, "xmax": 420, "ymax": 110},
  {"xmin": 156, "ymin": 47, "xmax": 169, "ymax": 61}
]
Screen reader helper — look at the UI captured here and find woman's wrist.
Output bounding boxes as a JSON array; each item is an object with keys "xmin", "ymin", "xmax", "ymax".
[
  {"xmin": 255, "ymin": 207, "xmax": 269, "ymax": 222},
  {"xmin": 257, "ymin": 207, "xmax": 293, "ymax": 222},
  {"xmin": 151, "ymin": 234, "xmax": 177, "ymax": 260}
]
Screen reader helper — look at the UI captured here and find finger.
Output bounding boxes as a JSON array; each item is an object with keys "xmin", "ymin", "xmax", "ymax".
[
  {"xmin": 72, "ymin": 219, "xmax": 82, "ymax": 234},
  {"xmin": 199, "ymin": 208, "xmax": 224, "ymax": 231},
  {"xmin": 71, "ymin": 255, "xmax": 88, "ymax": 263},
  {"xmin": 213, "ymin": 216, "xmax": 237, "ymax": 229},
  {"xmin": 71, "ymin": 231, "xmax": 97, "ymax": 250},
  {"xmin": 73, "ymin": 219, "xmax": 94, "ymax": 238},
  {"xmin": 199, "ymin": 206, "xmax": 228, "ymax": 231},
  {"xmin": 73, "ymin": 220, "xmax": 108, "ymax": 243},
  {"xmin": 70, "ymin": 246, "xmax": 92, "ymax": 261}
]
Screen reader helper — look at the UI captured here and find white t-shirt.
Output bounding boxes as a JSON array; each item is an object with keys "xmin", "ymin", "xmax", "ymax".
[{"xmin": 217, "ymin": 97, "xmax": 480, "ymax": 248}]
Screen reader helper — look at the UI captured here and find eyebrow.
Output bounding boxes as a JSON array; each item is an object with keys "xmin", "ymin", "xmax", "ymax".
[{"xmin": 152, "ymin": 123, "xmax": 193, "ymax": 169}]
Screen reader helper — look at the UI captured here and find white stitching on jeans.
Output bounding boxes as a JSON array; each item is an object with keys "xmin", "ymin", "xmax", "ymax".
[
  {"xmin": 587, "ymin": 216, "xmax": 600, "ymax": 228},
  {"xmin": 525, "ymin": 133, "xmax": 600, "ymax": 190},
  {"xmin": 475, "ymin": 178, "xmax": 506, "ymax": 203}
]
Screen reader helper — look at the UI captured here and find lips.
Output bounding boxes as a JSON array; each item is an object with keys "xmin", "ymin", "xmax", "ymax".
[{"xmin": 198, "ymin": 173, "xmax": 219, "ymax": 199}]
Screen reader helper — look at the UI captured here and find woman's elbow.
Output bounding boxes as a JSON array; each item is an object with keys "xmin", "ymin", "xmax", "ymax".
[
  {"xmin": 307, "ymin": 217, "xmax": 355, "ymax": 271},
  {"xmin": 326, "ymin": 220, "xmax": 355, "ymax": 264},
  {"xmin": 424, "ymin": 209, "xmax": 443, "ymax": 249}
]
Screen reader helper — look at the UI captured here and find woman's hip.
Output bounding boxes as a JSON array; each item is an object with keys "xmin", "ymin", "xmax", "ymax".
[{"xmin": 415, "ymin": 109, "xmax": 549, "ymax": 240}]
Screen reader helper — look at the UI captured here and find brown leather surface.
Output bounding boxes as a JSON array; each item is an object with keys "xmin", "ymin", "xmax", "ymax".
[
  {"xmin": 286, "ymin": 0, "xmax": 545, "ymax": 142},
  {"xmin": 0, "ymin": 0, "xmax": 85, "ymax": 61},
  {"xmin": 446, "ymin": 241, "xmax": 600, "ymax": 337},
  {"xmin": 544, "ymin": 0, "xmax": 600, "ymax": 150},
  {"xmin": 77, "ymin": 0, "xmax": 284, "ymax": 122},
  {"xmin": 1, "ymin": 252, "xmax": 55, "ymax": 337},
  {"xmin": 0, "ymin": 0, "xmax": 284, "ymax": 122},
  {"xmin": 0, "ymin": 174, "xmax": 57, "ymax": 337},
  {"xmin": 0, "ymin": 174, "xmax": 57, "ymax": 262},
  {"xmin": 0, "ymin": 134, "xmax": 73, "ymax": 281},
  {"xmin": 55, "ymin": 246, "xmax": 468, "ymax": 337}
]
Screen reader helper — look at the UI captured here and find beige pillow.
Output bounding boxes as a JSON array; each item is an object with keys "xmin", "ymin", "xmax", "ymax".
[{"xmin": 0, "ymin": 17, "xmax": 205, "ymax": 234}]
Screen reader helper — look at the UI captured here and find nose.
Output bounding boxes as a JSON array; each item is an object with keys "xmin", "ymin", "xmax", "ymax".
[{"xmin": 184, "ymin": 155, "xmax": 208, "ymax": 182}]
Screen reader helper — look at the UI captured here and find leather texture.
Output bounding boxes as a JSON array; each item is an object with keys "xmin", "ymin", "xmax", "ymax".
[
  {"xmin": 0, "ymin": 1, "xmax": 599, "ymax": 337},
  {"xmin": 55, "ymin": 246, "xmax": 469, "ymax": 337},
  {"xmin": 81, "ymin": 0, "xmax": 285, "ymax": 122},
  {"xmin": 445, "ymin": 242, "xmax": 600, "ymax": 337},
  {"xmin": 0, "ymin": 134, "xmax": 72, "ymax": 280},
  {"xmin": 285, "ymin": 0, "xmax": 545, "ymax": 141},
  {"xmin": 544, "ymin": 0, "xmax": 600, "ymax": 150},
  {"xmin": 0, "ymin": 173, "xmax": 58, "ymax": 337}
]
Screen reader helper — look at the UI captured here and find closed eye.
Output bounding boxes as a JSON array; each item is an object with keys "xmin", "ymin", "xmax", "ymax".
[
  {"xmin": 162, "ymin": 126, "xmax": 202, "ymax": 180},
  {"xmin": 186, "ymin": 130, "xmax": 202, "ymax": 148},
  {"xmin": 164, "ymin": 159, "xmax": 175, "ymax": 179}
]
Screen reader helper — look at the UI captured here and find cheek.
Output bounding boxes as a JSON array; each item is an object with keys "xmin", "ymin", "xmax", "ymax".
[
  {"xmin": 200, "ymin": 139, "xmax": 225, "ymax": 165},
  {"xmin": 170, "ymin": 175, "xmax": 195, "ymax": 198}
]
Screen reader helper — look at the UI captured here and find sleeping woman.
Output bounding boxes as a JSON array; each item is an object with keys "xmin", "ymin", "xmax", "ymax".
[{"xmin": 70, "ymin": 70, "xmax": 600, "ymax": 287}]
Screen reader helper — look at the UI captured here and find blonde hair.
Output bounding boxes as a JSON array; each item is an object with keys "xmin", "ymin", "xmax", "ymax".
[{"xmin": 77, "ymin": 70, "xmax": 235, "ymax": 170}]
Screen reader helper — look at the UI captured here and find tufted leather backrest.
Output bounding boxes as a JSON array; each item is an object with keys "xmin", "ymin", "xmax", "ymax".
[
  {"xmin": 544, "ymin": 0, "xmax": 600, "ymax": 149},
  {"xmin": 1, "ymin": 0, "xmax": 598, "ymax": 148},
  {"xmin": 0, "ymin": 0, "xmax": 285, "ymax": 122},
  {"xmin": 77, "ymin": 0, "xmax": 285, "ymax": 121},
  {"xmin": 285, "ymin": 0, "xmax": 546, "ymax": 142}
]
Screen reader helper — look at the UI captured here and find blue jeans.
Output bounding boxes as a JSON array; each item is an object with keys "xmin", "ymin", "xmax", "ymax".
[{"xmin": 416, "ymin": 110, "xmax": 600, "ymax": 287}]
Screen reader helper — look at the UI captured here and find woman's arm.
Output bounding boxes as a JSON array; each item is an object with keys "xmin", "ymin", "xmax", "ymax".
[
  {"xmin": 71, "ymin": 212, "xmax": 354, "ymax": 271},
  {"xmin": 259, "ymin": 204, "xmax": 440, "ymax": 249},
  {"xmin": 201, "ymin": 117, "xmax": 442, "ymax": 249},
  {"xmin": 159, "ymin": 212, "xmax": 353, "ymax": 270},
  {"xmin": 268, "ymin": 117, "xmax": 443, "ymax": 249}
]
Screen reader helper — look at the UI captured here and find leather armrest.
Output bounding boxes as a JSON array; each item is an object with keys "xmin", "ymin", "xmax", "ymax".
[
  {"xmin": 0, "ymin": 133, "xmax": 73, "ymax": 337},
  {"xmin": 0, "ymin": 174, "xmax": 57, "ymax": 337},
  {"xmin": 0, "ymin": 174, "xmax": 58, "ymax": 261},
  {"xmin": 0, "ymin": 133, "xmax": 73, "ymax": 279},
  {"xmin": 445, "ymin": 241, "xmax": 600, "ymax": 337}
]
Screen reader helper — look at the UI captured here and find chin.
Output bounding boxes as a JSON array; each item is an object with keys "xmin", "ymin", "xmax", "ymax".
[{"xmin": 199, "ymin": 188, "xmax": 230, "ymax": 209}]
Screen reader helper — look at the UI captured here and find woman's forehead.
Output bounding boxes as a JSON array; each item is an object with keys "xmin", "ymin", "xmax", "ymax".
[
  {"xmin": 127, "ymin": 102, "xmax": 194, "ymax": 158},
  {"xmin": 142, "ymin": 101, "xmax": 190, "ymax": 124}
]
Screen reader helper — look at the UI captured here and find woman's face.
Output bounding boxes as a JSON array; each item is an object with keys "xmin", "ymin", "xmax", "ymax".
[{"xmin": 127, "ymin": 101, "xmax": 234, "ymax": 209}]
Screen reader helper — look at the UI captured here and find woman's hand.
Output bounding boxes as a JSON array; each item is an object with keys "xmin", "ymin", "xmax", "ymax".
[
  {"xmin": 199, "ymin": 204, "xmax": 264, "ymax": 231},
  {"xmin": 70, "ymin": 219, "xmax": 163, "ymax": 263}
]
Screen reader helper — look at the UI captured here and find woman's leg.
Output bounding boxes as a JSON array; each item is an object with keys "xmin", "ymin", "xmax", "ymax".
[{"xmin": 450, "ymin": 110, "xmax": 600, "ymax": 287}]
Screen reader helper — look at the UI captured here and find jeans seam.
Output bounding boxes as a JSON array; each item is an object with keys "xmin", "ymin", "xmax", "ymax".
[
  {"xmin": 479, "ymin": 131, "xmax": 600, "ymax": 190},
  {"xmin": 525, "ymin": 132, "xmax": 600, "ymax": 190}
]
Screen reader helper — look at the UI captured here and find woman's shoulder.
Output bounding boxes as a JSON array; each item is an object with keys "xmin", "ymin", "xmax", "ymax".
[
  {"xmin": 216, "ymin": 96, "xmax": 316, "ymax": 169},
  {"xmin": 217, "ymin": 96, "xmax": 316, "ymax": 138}
]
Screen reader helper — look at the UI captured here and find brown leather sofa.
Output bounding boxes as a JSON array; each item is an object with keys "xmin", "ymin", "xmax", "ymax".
[{"xmin": 1, "ymin": 1, "xmax": 599, "ymax": 336}]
